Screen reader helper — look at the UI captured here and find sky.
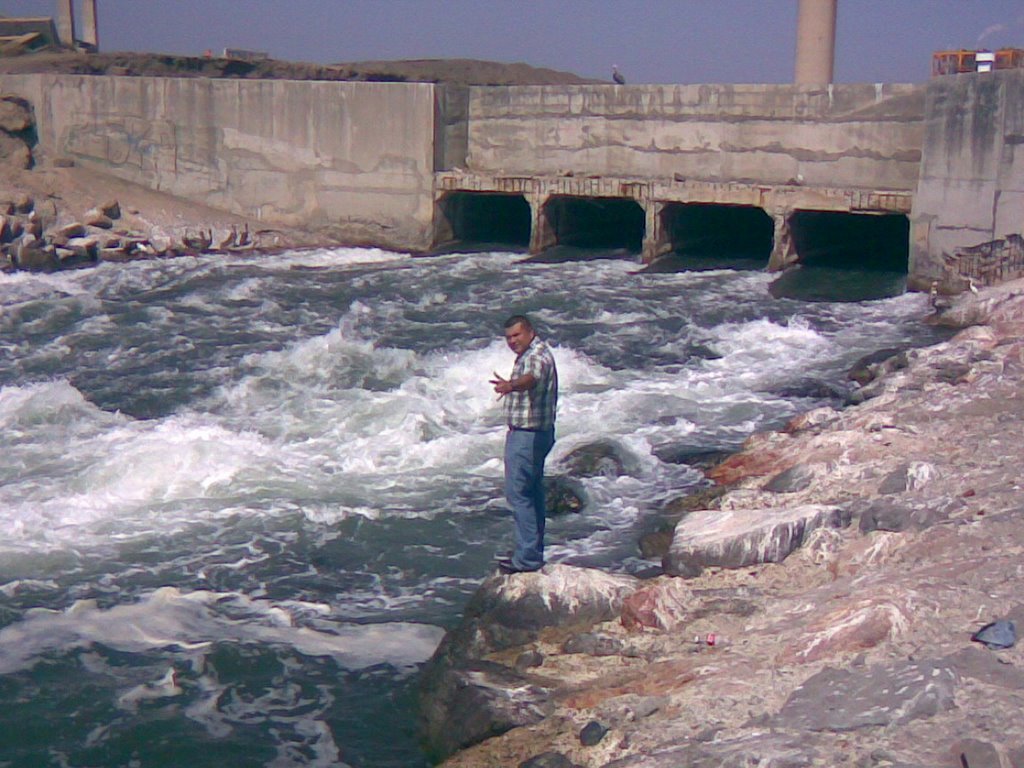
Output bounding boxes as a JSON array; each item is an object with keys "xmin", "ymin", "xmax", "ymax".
[{"xmin": 3, "ymin": 0, "xmax": 1024, "ymax": 84}]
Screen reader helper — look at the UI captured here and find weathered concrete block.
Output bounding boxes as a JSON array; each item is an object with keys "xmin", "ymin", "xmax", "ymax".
[{"xmin": 663, "ymin": 504, "xmax": 850, "ymax": 578}]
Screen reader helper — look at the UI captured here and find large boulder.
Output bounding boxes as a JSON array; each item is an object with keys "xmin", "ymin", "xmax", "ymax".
[
  {"xmin": 0, "ymin": 96, "xmax": 32, "ymax": 133},
  {"xmin": 558, "ymin": 439, "xmax": 640, "ymax": 479},
  {"xmin": 420, "ymin": 565, "xmax": 639, "ymax": 761},
  {"xmin": 663, "ymin": 504, "xmax": 850, "ymax": 578},
  {"xmin": 420, "ymin": 659, "xmax": 554, "ymax": 762}
]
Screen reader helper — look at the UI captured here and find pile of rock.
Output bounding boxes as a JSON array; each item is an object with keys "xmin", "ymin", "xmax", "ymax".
[
  {"xmin": 0, "ymin": 91, "xmax": 266, "ymax": 273},
  {"xmin": 0, "ymin": 192, "xmax": 261, "ymax": 272}
]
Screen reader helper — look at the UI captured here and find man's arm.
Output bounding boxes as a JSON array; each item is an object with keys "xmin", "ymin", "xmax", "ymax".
[{"xmin": 491, "ymin": 371, "xmax": 537, "ymax": 396}]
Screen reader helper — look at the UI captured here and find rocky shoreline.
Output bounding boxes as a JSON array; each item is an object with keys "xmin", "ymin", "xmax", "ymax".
[{"xmin": 419, "ymin": 282, "xmax": 1024, "ymax": 768}]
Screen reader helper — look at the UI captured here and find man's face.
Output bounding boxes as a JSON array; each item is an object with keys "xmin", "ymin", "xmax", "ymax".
[{"xmin": 504, "ymin": 322, "xmax": 535, "ymax": 356}]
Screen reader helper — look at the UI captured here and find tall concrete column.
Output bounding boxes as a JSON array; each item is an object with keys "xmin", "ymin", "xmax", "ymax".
[
  {"xmin": 794, "ymin": 0, "xmax": 837, "ymax": 85},
  {"xmin": 642, "ymin": 202, "xmax": 671, "ymax": 264},
  {"xmin": 55, "ymin": 0, "xmax": 76, "ymax": 47},
  {"xmin": 81, "ymin": 0, "xmax": 99, "ymax": 50},
  {"xmin": 528, "ymin": 194, "xmax": 556, "ymax": 254},
  {"xmin": 768, "ymin": 212, "xmax": 797, "ymax": 271}
]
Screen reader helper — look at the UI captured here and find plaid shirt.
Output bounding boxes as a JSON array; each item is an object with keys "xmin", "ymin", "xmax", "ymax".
[{"xmin": 505, "ymin": 337, "xmax": 558, "ymax": 431}]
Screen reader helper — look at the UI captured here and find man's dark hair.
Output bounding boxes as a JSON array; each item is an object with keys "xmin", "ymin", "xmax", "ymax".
[{"xmin": 503, "ymin": 314, "xmax": 533, "ymax": 330}]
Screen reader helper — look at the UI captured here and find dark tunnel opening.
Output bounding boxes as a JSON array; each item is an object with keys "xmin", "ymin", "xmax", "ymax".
[
  {"xmin": 658, "ymin": 203, "xmax": 774, "ymax": 270},
  {"xmin": 789, "ymin": 210, "xmax": 909, "ymax": 272},
  {"xmin": 769, "ymin": 210, "xmax": 910, "ymax": 302},
  {"xmin": 543, "ymin": 195, "xmax": 645, "ymax": 255},
  {"xmin": 437, "ymin": 192, "xmax": 531, "ymax": 251}
]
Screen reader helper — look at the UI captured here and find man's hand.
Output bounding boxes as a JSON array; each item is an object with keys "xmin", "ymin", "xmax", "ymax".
[{"xmin": 490, "ymin": 371, "xmax": 512, "ymax": 399}]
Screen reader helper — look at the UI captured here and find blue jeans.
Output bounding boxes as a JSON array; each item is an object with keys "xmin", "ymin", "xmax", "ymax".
[{"xmin": 504, "ymin": 427, "xmax": 555, "ymax": 570}]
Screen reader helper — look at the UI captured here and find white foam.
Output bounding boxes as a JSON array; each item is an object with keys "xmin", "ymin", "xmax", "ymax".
[{"xmin": 0, "ymin": 587, "xmax": 445, "ymax": 675}]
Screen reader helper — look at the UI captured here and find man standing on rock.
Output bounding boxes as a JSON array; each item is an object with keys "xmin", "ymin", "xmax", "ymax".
[{"xmin": 490, "ymin": 314, "xmax": 558, "ymax": 574}]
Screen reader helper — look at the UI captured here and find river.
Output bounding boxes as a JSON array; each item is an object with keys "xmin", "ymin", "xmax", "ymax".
[{"xmin": 0, "ymin": 247, "xmax": 948, "ymax": 767}]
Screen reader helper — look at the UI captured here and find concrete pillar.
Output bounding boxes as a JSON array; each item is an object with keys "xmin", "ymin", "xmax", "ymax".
[
  {"xmin": 528, "ymin": 194, "xmax": 556, "ymax": 254},
  {"xmin": 794, "ymin": 0, "xmax": 837, "ymax": 85},
  {"xmin": 81, "ymin": 0, "xmax": 99, "ymax": 50},
  {"xmin": 642, "ymin": 202, "xmax": 672, "ymax": 264},
  {"xmin": 768, "ymin": 211, "xmax": 798, "ymax": 271},
  {"xmin": 55, "ymin": 0, "xmax": 76, "ymax": 47}
]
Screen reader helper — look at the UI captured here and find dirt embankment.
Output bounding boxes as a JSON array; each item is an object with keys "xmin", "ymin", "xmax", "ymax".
[{"xmin": 0, "ymin": 50, "xmax": 601, "ymax": 86}]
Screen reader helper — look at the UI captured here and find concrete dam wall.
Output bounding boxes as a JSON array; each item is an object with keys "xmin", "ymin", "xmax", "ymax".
[
  {"xmin": 439, "ymin": 82, "xmax": 924, "ymax": 268},
  {"xmin": 911, "ymin": 68, "xmax": 1024, "ymax": 290},
  {"xmin": 0, "ymin": 73, "xmax": 440, "ymax": 251},
  {"xmin": 1, "ymin": 69, "xmax": 1022, "ymax": 289}
]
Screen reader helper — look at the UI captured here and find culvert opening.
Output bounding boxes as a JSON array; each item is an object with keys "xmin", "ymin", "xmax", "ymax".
[
  {"xmin": 436, "ymin": 192, "xmax": 531, "ymax": 252},
  {"xmin": 789, "ymin": 211, "xmax": 909, "ymax": 272},
  {"xmin": 542, "ymin": 195, "xmax": 644, "ymax": 255},
  {"xmin": 653, "ymin": 203, "xmax": 773, "ymax": 271},
  {"xmin": 770, "ymin": 211, "xmax": 910, "ymax": 302}
]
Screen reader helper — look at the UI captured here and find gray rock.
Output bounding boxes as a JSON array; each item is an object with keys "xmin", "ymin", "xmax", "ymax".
[
  {"xmin": 420, "ymin": 659, "xmax": 553, "ymax": 762},
  {"xmin": 856, "ymin": 497, "xmax": 958, "ymax": 533},
  {"xmin": 13, "ymin": 193, "xmax": 33, "ymax": 214},
  {"xmin": 515, "ymin": 649, "xmax": 544, "ymax": 670},
  {"xmin": 559, "ymin": 439, "xmax": 639, "ymax": 478},
  {"xmin": 944, "ymin": 646, "xmax": 1024, "ymax": 689},
  {"xmin": 521, "ymin": 752, "xmax": 583, "ymax": 768},
  {"xmin": 663, "ymin": 504, "xmax": 850, "ymax": 578},
  {"xmin": 12, "ymin": 236, "xmax": 57, "ymax": 271},
  {"xmin": 579, "ymin": 720, "xmax": 609, "ymax": 746},
  {"xmin": 419, "ymin": 565, "xmax": 639, "ymax": 760},
  {"xmin": 562, "ymin": 632, "xmax": 623, "ymax": 657},
  {"xmin": 54, "ymin": 222, "xmax": 87, "ymax": 240},
  {"xmin": 848, "ymin": 348, "xmax": 908, "ymax": 386},
  {"xmin": 878, "ymin": 461, "xmax": 939, "ymax": 495},
  {"xmin": 84, "ymin": 209, "xmax": 114, "ymax": 229},
  {"xmin": 763, "ymin": 463, "xmax": 817, "ymax": 493},
  {"xmin": 98, "ymin": 199, "xmax": 121, "ymax": 219},
  {"xmin": 651, "ymin": 443, "xmax": 732, "ymax": 469},
  {"xmin": 774, "ymin": 659, "xmax": 958, "ymax": 732},
  {"xmin": 545, "ymin": 474, "xmax": 587, "ymax": 515}
]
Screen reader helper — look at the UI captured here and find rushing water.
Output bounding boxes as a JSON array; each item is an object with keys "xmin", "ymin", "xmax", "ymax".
[{"xmin": 0, "ymin": 248, "xmax": 948, "ymax": 767}]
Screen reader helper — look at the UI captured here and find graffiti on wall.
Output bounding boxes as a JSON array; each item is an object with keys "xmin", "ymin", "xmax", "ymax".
[{"xmin": 62, "ymin": 117, "xmax": 179, "ymax": 176}]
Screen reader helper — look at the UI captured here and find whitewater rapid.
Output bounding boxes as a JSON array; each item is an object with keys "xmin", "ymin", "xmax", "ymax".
[{"xmin": 0, "ymin": 247, "xmax": 946, "ymax": 766}]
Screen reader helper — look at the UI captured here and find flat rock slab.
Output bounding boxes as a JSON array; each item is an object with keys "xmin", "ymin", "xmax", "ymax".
[
  {"xmin": 774, "ymin": 659, "xmax": 958, "ymax": 733},
  {"xmin": 663, "ymin": 504, "xmax": 850, "ymax": 578},
  {"xmin": 602, "ymin": 732, "xmax": 818, "ymax": 767}
]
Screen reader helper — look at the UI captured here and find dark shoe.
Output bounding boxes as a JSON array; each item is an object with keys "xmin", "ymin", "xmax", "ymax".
[{"xmin": 496, "ymin": 558, "xmax": 543, "ymax": 575}]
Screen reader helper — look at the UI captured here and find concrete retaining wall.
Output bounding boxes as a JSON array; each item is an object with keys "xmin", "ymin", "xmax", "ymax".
[
  {"xmin": 910, "ymin": 69, "xmax": 1024, "ymax": 289},
  {"xmin": 0, "ymin": 73, "xmax": 440, "ymax": 250},
  {"xmin": 466, "ymin": 83, "xmax": 925, "ymax": 192}
]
